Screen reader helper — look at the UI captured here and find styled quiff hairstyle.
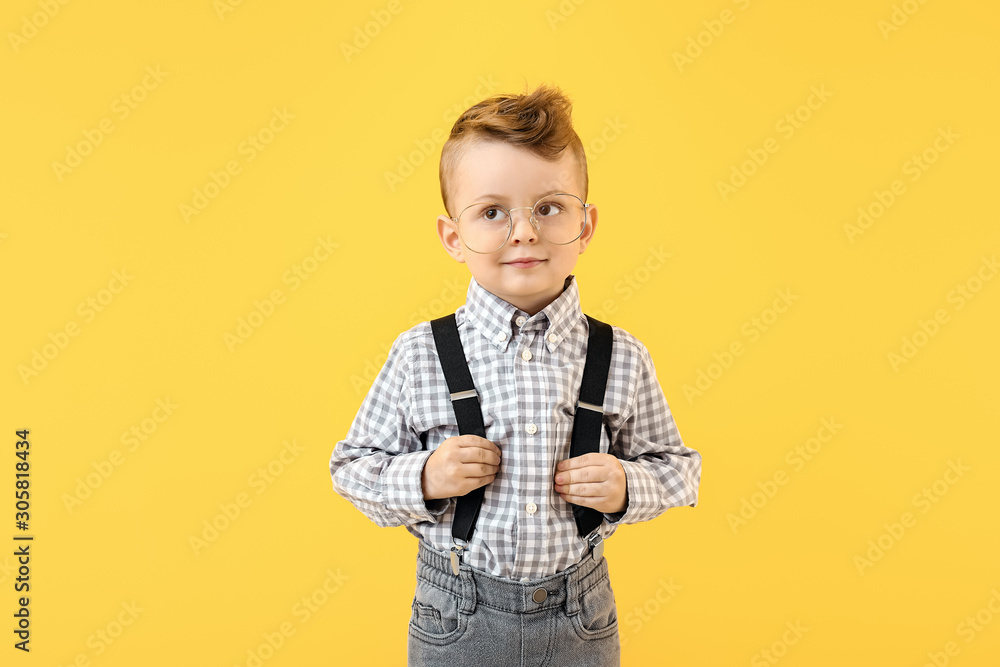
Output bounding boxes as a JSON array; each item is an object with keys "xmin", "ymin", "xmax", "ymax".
[{"xmin": 439, "ymin": 84, "xmax": 588, "ymax": 216}]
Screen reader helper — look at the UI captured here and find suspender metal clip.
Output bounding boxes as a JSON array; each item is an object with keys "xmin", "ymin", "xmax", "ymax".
[
  {"xmin": 449, "ymin": 542, "xmax": 466, "ymax": 576},
  {"xmin": 586, "ymin": 531, "xmax": 605, "ymax": 562}
]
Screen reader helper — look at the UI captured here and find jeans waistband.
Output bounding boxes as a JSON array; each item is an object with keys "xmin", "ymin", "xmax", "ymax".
[{"xmin": 415, "ymin": 541, "xmax": 609, "ymax": 616}]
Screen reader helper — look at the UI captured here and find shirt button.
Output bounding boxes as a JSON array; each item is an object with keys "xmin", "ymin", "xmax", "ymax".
[
  {"xmin": 521, "ymin": 349, "xmax": 532, "ymax": 361},
  {"xmin": 496, "ymin": 332, "xmax": 507, "ymax": 342},
  {"xmin": 409, "ymin": 512, "xmax": 421, "ymax": 520},
  {"xmin": 526, "ymin": 422, "xmax": 537, "ymax": 435},
  {"xmin": 526, "ymin": 502, "xmax": 537, "ymax": 514},
  {"xmin": 547, "ymin": 333, "xmax": 559, "ymax": 344},
  {"xmin": 515, "ymin": 315, "xmax": 527, "ymax": 327}
]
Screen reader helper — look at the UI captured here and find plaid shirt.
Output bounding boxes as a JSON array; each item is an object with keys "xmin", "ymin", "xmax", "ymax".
[{"xmin": 330, "ymin": 274, "xmax": 701, "ymax": 580}]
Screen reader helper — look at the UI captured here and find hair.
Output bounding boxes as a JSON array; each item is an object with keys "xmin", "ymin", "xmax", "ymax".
[{"xmin": 439, "ymin": 83, "xmax": 588, "ymax": 216}]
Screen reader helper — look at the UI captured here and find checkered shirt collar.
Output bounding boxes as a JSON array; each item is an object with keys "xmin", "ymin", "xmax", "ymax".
[{"xmin": 463, "ymin": 274, "xmax": 581, "ymax": 352}]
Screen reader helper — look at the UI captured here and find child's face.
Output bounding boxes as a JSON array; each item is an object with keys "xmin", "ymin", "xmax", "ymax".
[{"xmin": 437, "ymin": 140, "xmax": 597, "ymax": 316}]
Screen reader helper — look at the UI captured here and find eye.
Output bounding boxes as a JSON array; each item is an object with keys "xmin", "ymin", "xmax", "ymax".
[
  {"xmin": 535, "ymin": 202, "xmax": 562, "ymax": 217},
  {"xmin": 483, "ymin": 206, "xmax": 507, "ymax": 222}
]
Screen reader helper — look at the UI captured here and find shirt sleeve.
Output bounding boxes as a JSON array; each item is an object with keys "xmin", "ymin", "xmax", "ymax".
[
  {"xmin": 604, "ymin": 340, "xmax": 701, "ymax": 525},
  {"xmin": 329, "ymin": 331, "xmax": 451, "ymax": 528}
]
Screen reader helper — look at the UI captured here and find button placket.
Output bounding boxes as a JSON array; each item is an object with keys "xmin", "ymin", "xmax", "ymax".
[{"xmin": 511, "ymin": 314, "xmax": 546, "ymax": 578}]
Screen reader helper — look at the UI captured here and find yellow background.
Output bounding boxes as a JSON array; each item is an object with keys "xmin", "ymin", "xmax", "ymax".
[{"xmin": 3, "ymin": 0, "xmax": 999, "ymax": 665}]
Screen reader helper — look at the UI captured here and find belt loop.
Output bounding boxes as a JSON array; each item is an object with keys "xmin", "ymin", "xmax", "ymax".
[
  {"xmin": 459, "ymin": 568, "xmax": 477, "ymax": 614},
  {"xmin": 564, "ymin": 565, "xmax": 582, "ymax": 617}
]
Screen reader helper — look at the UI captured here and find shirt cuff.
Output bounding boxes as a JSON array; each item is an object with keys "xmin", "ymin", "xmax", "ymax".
[
  {"xmin": 381, "ymin": 450, "xmax": 448, "ymax": 526},
  {"xmin": 610, "ymin": 460, "xmax": 664, "ymax": 524}
]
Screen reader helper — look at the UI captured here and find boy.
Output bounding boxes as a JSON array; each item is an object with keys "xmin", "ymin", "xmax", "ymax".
[{"xmin": 330, "ymin": 84, "xmax": 701, "ymax": 666}]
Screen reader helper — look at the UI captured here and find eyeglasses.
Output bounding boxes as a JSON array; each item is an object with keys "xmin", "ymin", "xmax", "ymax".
[{"xmin": 450, "ymin": 193, "xmax": 590, "ymax": 254}]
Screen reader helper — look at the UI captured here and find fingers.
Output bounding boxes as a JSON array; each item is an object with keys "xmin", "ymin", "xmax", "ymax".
[
  {"xmin": 554, "ymin": 465, "xmax": 607, "ymax": 486},
  {"xmin": 553, "ymin": 454, "xmax": 626, "ymax": 511},
  {"xmin": 461, "ymin": 447, "xmax": 501, "ymax": 467},
  {"xmin": 555, "ymin": 481, "xmax": 605, "ymax": 498},
  {"xmin": 556, "ymin": 452, "xmax": 599, "ymax": 471},
  {"xmin": 455, "ymin": 435, "xmax": 501, "ymax": 465},
  {"xmin": 423, "ymin": 436, "xmax": 501, "ymax": 499},
  {"xmin": 558, "ymin": 492, "xmax": 612, "ymax": 508},
  {"xmin": 444, "ymin": 455, "xmax": 498, "ymax": 479},
  {"xmin": 457, "ymin": 435, "xmax": 501, "ymax": 454},
  {"xmin": 471, "ymin": 473, "xmax": 497, "ymax": 490},
  {"xmin": 452, "ymin": 468, "xmax": 496, "ymax": 495},
  {"xmin": 461, "ymin": 463, "xmax": 498, "ymax": 479}
]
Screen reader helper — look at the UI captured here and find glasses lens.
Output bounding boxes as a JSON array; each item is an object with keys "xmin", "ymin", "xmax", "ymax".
[
  {"xmin": 457, "ymin": 203, "xmax": 510, "ymax": 253},
  {"xmin": 533, "ymin": 194, "xmax": 586, "ymax": 245}
]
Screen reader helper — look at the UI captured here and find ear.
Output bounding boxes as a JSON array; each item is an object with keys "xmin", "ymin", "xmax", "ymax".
[
  {"xmin": 437, "ymin": 214, "xmax": 466, "ymax": 263},
  {"xmin": 577, "ymin": 204, "xmax": 597, "ymax": 254}
]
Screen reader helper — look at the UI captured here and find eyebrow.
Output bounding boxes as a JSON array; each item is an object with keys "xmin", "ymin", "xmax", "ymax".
[{"xmin": 470, "ymin": 190, "xmax": 567, "ymax": 203}]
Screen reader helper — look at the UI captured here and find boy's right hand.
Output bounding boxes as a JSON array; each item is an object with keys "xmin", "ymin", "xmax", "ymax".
[{"xmin": 421, "ymin": 435, "xmax": 501, "ymax": 500}]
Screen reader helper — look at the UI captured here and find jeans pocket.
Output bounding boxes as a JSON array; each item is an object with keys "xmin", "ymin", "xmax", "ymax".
[
  {"xmin": 570, "ymin": 576, "xmax": 620, "ymax": 641},
  {"xmin": 408, "ymin": 579, "xmax": 467, "ymax": 644}
]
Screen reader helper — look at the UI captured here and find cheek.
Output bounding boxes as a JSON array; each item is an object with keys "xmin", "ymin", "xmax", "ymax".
[
  {"xmin": 466, "ymin": 256, "xmax": 493, "ymax": 273},
  {"xmin": 552, "ymin": 249, "xmax": 581, "ymax": 268}
]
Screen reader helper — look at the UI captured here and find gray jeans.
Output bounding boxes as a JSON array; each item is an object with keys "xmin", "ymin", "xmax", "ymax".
[{"xmin": 407, "ymin": 542, "xmax": 621, "ymax": 666}]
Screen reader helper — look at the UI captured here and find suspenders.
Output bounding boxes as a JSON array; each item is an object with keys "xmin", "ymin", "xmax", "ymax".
[
  {"xmin": 429, "ymin": 312, "xmax": 614, "ymax": 574},
  {"xmin": 428, "ymin": 314, "xmax": 489, "ymax": 554}
]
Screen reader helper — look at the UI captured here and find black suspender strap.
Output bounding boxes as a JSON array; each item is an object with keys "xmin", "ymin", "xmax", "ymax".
[
  {"xmin": 428, "ymin": 312, "xmax": 615, "ymax": 567},
  {"xmin": 569, "ymin": 316, "xmax": 614, "ymax": 537},
  {"xmin": 429, "ymin": 314, "xmax": 488, "ymax": 545}
]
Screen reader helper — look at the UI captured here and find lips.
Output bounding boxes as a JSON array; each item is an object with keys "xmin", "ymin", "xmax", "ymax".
[{"xmin": 506, "ymin": 257, "xmax": 545, "ymax": 267}]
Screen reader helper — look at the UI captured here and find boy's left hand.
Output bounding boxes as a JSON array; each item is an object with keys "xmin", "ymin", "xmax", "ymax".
[{"xmin": 554, "ymin": 453, "xmax": 627, "ymax": 514}]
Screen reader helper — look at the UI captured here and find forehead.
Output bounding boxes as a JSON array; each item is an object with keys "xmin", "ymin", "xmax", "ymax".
[{"xmin": 451, "ymin": 140, "xmax": 582, "ymax": 203}]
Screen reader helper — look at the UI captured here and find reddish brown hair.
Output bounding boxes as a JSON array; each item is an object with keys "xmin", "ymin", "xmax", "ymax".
[{"xmin": 439, "ymin": 83, "xmax": 588, "ymax": 215}]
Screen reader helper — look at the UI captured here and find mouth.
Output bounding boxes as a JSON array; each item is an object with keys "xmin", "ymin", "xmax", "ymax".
[{"xmin": 505, "ymin": 257, "xmax": 546, "ymax": 268}]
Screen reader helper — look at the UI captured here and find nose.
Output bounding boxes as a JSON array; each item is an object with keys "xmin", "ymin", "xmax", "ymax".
[{"xmin": 508, "ymin": 206, "xmax": 537, "ymax": 244}]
